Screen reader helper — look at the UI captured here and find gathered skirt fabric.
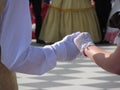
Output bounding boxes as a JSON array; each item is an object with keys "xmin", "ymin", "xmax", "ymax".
[
  {"xmin": 39, "ymin": 0, "xmax": 101, "ymax": 43},
  {"xmin": 104, "ymin": 27, "xmax": 119, "ymax": 44}
]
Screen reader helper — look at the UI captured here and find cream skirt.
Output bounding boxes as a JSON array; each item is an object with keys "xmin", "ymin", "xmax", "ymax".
[{"xmin": 39, "ymin": 0, "xmax": 101, "ymax": 43}]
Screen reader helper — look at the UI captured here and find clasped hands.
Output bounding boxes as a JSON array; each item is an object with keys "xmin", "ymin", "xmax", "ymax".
[
  {"xmin": 73, "ymin": 32, "xmax": 94, "ymax": 56},
  {"xmin": 51, "ymin": 32, "xmax": 94, "ymax": 61}
]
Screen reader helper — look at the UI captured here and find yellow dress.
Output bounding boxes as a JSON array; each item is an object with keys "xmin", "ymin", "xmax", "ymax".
[{"xmin": 39, "ymin": 0, "xmax": 101, "ymax": 43}]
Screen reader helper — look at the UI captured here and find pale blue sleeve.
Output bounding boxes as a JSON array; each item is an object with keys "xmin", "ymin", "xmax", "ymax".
[{"xmin": 0, "ymin": 0, "xmax": 57, "ymax": 75}]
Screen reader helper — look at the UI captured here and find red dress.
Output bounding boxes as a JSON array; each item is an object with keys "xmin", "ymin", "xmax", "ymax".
[{"xmin": 30, "ymin": 2, "xmax": 50, "ymax": 39}]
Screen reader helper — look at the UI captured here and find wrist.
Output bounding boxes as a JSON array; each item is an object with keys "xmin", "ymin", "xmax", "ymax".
[{"xmin": 51, "ymin": 41, "xmax": 67, "ymax": 61}]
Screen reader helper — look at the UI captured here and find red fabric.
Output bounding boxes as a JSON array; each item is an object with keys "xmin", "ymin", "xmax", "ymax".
[
  {"xmin": 30, "ymin": 5, "xmax": 36, "ymax": 24},
  {"xmin": 41, "ymin": 2, "xmax": 50, "ymax": 22},
  {"xmin": 32, "ymin": 29, "xmax": 35, "ymax": 39},
  {"xmin": 30, "ymin": 2, "xmax": 49, "ymax": 24},
  {"xmin": 104, "ymin": 30, "xmax": 119, "ymax": 43},
  {"xmin": 29, "ymin": 5, "xmax": 35, "ymax": 39},
  {"xmin": 30, "ymin": 3, "xmax": 50, "ymax": 39}
]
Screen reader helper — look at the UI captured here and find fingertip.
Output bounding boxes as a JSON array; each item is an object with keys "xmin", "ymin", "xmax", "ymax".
[{"xmin": 76, "ymin": 32, "xmax": 80, "ymax": 34}]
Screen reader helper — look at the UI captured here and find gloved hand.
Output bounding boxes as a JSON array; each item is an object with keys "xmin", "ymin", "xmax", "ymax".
[
  {"xmin": 109, "ymin": 11, "xmax": 120, "ymax": 29},
  {"xmin": 74, "ymin": 32, "xmax": 94, "ymax": 56},
  {"xmin": 51, "ymin": 32, "xmax": 80, "ymax": 61}
]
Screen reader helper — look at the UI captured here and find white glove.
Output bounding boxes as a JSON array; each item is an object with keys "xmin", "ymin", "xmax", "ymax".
[
  {"xmin": 51, "ymin": 32, "xmax": 80, "ymax": 61},
  {"xmin": 74, "ymin": 32, "xmax": 94, "ymax": 56}
]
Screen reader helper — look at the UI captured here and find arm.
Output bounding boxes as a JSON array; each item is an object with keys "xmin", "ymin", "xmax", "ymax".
[
  {"xmin": 1, "ymin": 0, "xmax": 56, "ymax": 75},
  {"xmin": 74, "ymin": 32, "xmax": 120, "ymax": 75},
  {"xmin": 84, "ymin": 45, "xmax": 120, "ymax": 74},
  {"xmin": 1, "ymin": 0, "xmax": 79, "ymax": 75}
]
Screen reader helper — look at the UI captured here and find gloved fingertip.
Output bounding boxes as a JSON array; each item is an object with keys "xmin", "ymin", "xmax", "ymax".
[
  {"xmin": 83, "ymin": 32, "xmax": 89, "ymax": 35},
  {"xmin": 75, "ymin": 32, "xmax": 81, "ymax": 35},
  {"xmin": 71, "ymin": 32, "xmax": 80, "ymax": 38}
]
